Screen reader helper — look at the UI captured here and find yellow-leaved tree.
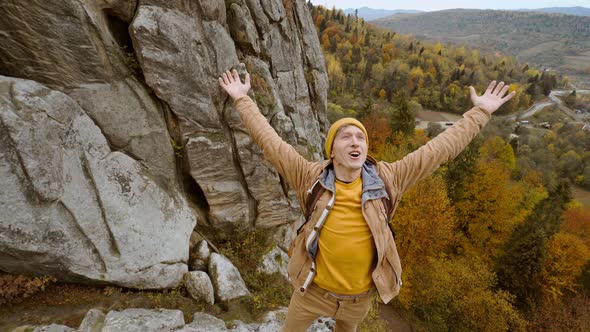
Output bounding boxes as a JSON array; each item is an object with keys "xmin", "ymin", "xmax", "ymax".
[
  {"xmin": 455, "ymin": 137, "xmax": 532, "ymax": 262},
  {"xmin": 391, "ymin": 174, "xmax": 456, "ymax": 308},
  {"xmin": 540, "ymin": 232, "xmax": 590, "ymax": 302},
  {"xmin": 408, "ymin": 257, "xmax": 526, "ymax": 331}
]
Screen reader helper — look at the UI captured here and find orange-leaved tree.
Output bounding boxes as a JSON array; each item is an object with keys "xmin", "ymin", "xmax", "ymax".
[
  {"xmin": 455, "ymin": 137, "xmax": 533, "ymax": 263},
  {"xmin": 561, "ymin": 204, "xmax": 590, "ymax": 248},
  {"xmin": 361, "ymin": 111, "xmax": 391, "ymax": 156}
]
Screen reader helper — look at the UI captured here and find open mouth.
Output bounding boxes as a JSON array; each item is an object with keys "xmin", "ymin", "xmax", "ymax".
[{"xmin": 349, "ymin": 151, "xmax": 361, "ymax": 158}]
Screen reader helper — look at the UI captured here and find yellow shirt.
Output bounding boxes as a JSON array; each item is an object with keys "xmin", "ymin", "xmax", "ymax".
[{"xmin": 314, "ymin": 177, "xmax": 376, "ymax": 294}]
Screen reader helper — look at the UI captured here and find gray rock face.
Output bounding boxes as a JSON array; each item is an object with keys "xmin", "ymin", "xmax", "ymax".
[
  {"xmin": 0, "ymin": 0, "xmax": 136, "ymax": 88},
  {"xmin": 0, "ymin": 77, "xmax": 195, "ymax": 288},
  {"xmin": 67, "ymin": 79, "xmax": 176, "ymax": 184},
  {"xmin": 208, "ymin": 253, "xmax": 251, "ymax": 302},
  {"xmin": 0, "ymin": 0, "xmax": 328, "ymax": 288},
  {"xmin": 101, "ymin": 308, "xmax": 185, "ymax": 332},
  {"xmin": 184, "ymin": 271, "xmax": 215, "ymax": 304},
  {"xmin": 129, "ymin": 0, "xmax": 328, "ymax": 228}
]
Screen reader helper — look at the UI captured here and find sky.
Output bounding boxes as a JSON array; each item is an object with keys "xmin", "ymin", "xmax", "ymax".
[{"xmin": 310, "ymin": 0, "xmax": 590, "ymax": 11}]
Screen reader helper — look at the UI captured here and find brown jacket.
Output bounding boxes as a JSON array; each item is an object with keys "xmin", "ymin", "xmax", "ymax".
[{"xmin": 234, "ymin": 95, "xmax": 491, "ymax": 304}]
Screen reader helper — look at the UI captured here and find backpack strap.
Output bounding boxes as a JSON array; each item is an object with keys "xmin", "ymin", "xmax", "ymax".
[
  {"xmin": 297, "ymin": 181, "xmax": 325, "ymax": 235},
  {"xmin": 288, "ymin": 181, "xmax": 325, "ymax": 257}
]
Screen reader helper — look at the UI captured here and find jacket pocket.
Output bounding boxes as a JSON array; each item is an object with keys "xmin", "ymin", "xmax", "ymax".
[
  {"xmin": 287, "ymin": 232, "xmax": 307, "ymax": 279},
  {"xmin": 384, "ymin": 255, "xmax": 402, "ymax": 296}
]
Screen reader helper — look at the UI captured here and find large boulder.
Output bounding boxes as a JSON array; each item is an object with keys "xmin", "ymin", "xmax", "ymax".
[
  {"xmin": 0, "ymin": 76, "xmax": 195, "ymax": 288},
  {"xmin": 208, "ymin": 253, "xmax": 251, "ymax": 302}
]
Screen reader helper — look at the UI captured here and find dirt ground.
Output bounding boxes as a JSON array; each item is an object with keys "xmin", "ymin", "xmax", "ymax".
[{"xmin": 379, "ymin": 303, "xmax": 413, "ymax": 332}]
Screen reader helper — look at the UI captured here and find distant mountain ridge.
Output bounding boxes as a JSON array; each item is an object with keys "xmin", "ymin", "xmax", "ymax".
[
  {"xmin": 342, "ymin": 7, "xmax": 422, "ymax": 21},
  {"xmin": 521, "ymin": 6, "xmax": 590, "ymax": 16},
  {"xmin": 340, "ymin": 6, "xmax": 590, "ymax": 20},
  {"xmin": 371, "ymin": 8, "xmax": 590, "ymax": 87}
]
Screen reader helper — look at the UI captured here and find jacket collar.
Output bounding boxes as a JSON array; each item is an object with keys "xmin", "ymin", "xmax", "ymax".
[{"xmin": 318, "ymin": 156, "xmax": 388, "ymax": 204}]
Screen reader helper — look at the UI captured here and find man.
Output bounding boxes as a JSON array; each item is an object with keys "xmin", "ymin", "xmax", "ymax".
[{"xmin": 219, "ymin": 69, "xmax": 514, "ymax": 332}]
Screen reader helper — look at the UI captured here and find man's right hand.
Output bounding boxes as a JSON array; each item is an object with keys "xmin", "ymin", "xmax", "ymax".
[{"xmin": 219, "ymin": 69, "xmax": 251, "ymax": 101}]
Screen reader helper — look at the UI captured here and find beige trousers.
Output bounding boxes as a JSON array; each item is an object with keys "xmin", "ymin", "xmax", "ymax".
[{"xmin": 281, "ymin": 283, "xmax": 373, "ymax": 332}]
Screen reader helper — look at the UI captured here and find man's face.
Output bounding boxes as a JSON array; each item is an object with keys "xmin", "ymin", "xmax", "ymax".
[{"xmin": 330, "ymin": 125, "xmax": 368, "ymax": 174}]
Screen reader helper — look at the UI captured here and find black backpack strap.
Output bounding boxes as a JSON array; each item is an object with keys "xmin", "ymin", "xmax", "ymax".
[{"xmin": 297, "ymin": 181, "xmax": 325, "ymax": 235}]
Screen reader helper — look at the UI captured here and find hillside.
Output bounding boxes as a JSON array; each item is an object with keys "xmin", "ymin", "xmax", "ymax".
[
  {"xmin": 371, "ymin": 9, "xmax": 590, "ymax": 87},
  {"xmin": 525, "ymin": 6, "xmax": 590, "ymax": 16},
  {"xmin": 312, "ymin": 6, "xmax": 560, "ymax": 121}
]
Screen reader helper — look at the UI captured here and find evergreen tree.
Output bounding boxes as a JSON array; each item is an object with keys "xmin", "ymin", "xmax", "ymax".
[
  {"xmin": 357, "ymin": 97, "xmax": 373, "ymax": 120},
  {"xmin": 445, "ymin": 136, "xmax": 483, "ymax": 204},
  {"xmin": 495, "ymin": 221, "xmax": 547, "ymax": 313},
  {"xmin": 364, "ymin": 30, "xmax": 371, "ymax": 47},
  {"xmin": 495, "ymin": 180, "xmax": 571, "ymax": 313},
  {"xmin": 390, "ymin": 90, "xmax": 415, "ymax": 136},
  {"xmin": 579, "ymin": 261, "xmax": 590, "ymax": 297},
  {"xmin": 565, "ymin": 90, "xmax": 577, "ymax": 106}
]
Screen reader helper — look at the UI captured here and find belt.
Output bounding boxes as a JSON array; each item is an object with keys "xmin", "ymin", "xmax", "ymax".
[{"xmin": 311, "ymin": 283, "xmax": 374, "ymax": 302}]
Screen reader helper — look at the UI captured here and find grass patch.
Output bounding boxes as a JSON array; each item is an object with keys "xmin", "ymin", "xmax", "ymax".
[{"xmin": 0, "ymin": 273, "xmax": 57, "ymax": 306}]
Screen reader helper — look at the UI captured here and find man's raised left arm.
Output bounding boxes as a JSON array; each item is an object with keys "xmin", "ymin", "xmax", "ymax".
[{"xmin": 379, "ymin": 81, "xmax": 515, "ymax": 194}]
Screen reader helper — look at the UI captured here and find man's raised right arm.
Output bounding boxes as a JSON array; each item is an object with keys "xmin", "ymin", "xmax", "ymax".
[{"xmin": 219, "ymin": 69, "xmax": 313, "ymax": 191}]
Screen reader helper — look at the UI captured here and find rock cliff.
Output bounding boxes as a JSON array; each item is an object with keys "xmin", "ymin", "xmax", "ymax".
[{"xmin": 0, "ymin": 0, "xmax": 328, "ymax": 288}]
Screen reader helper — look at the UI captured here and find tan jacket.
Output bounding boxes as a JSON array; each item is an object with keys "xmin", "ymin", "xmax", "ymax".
[{"xmin": 234, "ymin": 95, "xmax": 491, "ymax": 304}]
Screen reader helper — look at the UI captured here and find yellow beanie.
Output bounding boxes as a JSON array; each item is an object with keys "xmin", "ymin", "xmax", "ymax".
[{"xmin": 325, "ymin": 117, "xmax": 368, "ymax": 158}]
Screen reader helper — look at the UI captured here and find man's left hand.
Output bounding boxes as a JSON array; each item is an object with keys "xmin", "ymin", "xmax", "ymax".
[
  {"xmin": 219, "ymin": 69, "xmax": 251, "ymax": 101},
  {"xmin": 469, "ymin": 81, "xmax": 515, "ymax": 114}
]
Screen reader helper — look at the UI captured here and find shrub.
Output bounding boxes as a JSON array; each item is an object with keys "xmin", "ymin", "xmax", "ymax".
[{"xmin": 0, "ymin": 273, "xmax": 57, "ymax": 305}]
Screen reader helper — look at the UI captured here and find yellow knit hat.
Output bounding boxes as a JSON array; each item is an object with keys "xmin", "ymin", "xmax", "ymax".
[{"xmin": 325, "ymin": 117, "xmax": 369, "ymax": 158}]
